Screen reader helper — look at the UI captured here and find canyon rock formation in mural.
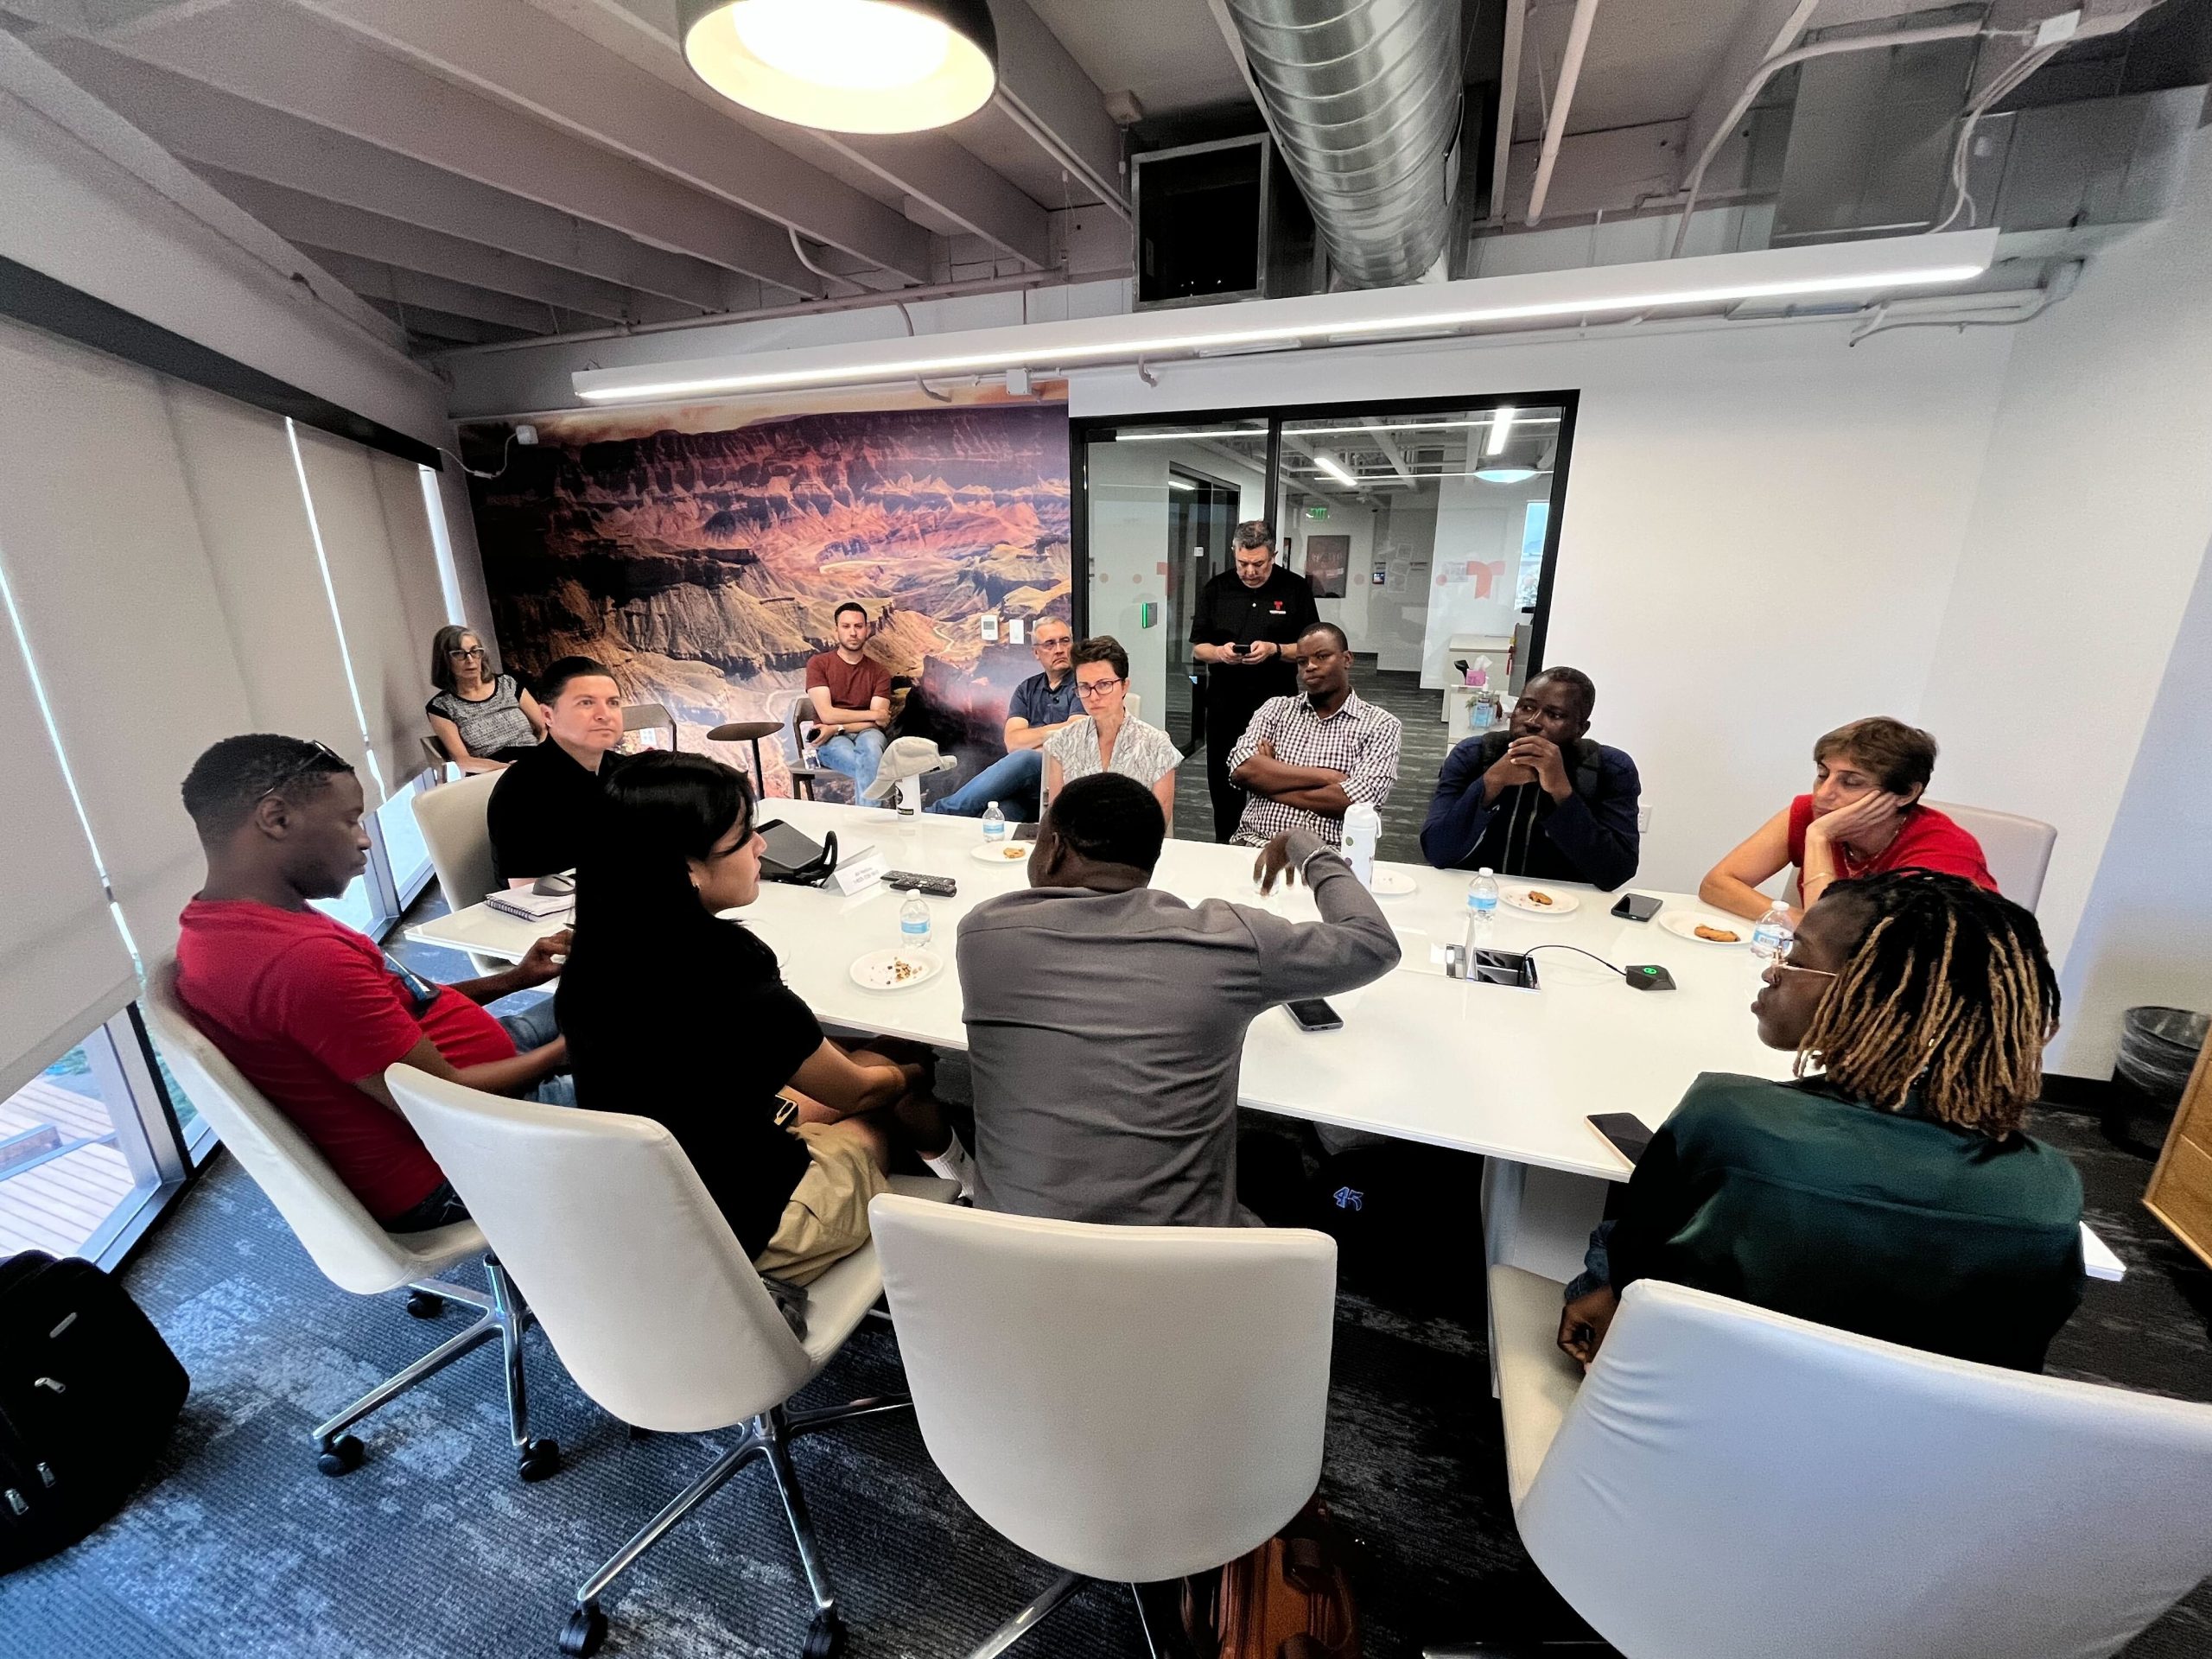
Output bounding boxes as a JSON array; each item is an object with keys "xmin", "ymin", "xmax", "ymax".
[{"xmin": 469, "ymin": 400, "xmax": 1071, "ymax": 798}]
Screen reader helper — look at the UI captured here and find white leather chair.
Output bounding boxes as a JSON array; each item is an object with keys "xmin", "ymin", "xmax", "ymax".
[
  {"xmin": 867, "ymin": 1194, "xmax": 1338, "ymax": 1656},
  {"xmin": 620, "ymin": 699, "xmax": 677, "ymax": 752},
  {"xmin": 1485, "ymin": 1266, "xmax": 2212, "ymax": 1659},
  {"xmin": 411, "ymin": 768, "xmax": 504, "ymax": 974},
  {"xmin": 1927, "ymin": 798, "xmax": 2057, "ymax": 911},
  {"xmin": 143, "ymin": 960, "xmax": 553, "ymax": 1481},
  {"xmin": 385, "ymin": 1068, "xmax": 955, "ymax": 1659}
]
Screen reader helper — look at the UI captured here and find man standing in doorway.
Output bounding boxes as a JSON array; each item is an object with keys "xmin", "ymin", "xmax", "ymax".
[
  {"xmin": 804, "ymin": 601, "xmax": 893, "ymax": 801},
  {"xmin": 1190, "ymin": 521, "xmax": 1319, "ymax": 842}
]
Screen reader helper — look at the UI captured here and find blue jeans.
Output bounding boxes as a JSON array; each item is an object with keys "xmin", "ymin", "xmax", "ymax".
[
  {"xmin": 499, "ymin": 998, "xmax": 575, "ymax": 1109},
  {"xmin": 815, "ymin": 727, "xmax": 888, "ymax": 798},
  {"xmin": 926, "ymin": 747, "xmax": 1044, "ymax": 818}
]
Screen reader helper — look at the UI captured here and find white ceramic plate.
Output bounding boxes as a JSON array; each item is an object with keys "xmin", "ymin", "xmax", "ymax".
[
  {"xmin": 1369, "ymin": 866, "xmax": 1416, "ymax": 896},
  {"xmin": 1660, "ymin": 909, "xmax": 1751, "ymax": 945},
  {"xmin": 971, "ymin": 840, "xmax": 1033, "ymax": 864},
  {"xmin": 849, "ymin": 947, "xmax": 945, "ymax": 990},
  {"xmin": 1502, "ymin": 886, "xmax": 1579, "ymax": 915}
]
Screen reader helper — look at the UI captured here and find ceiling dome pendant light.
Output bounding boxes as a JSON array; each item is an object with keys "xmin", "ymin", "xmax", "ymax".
[
  {"xmin": 678, "ymin": 0, "xmax": 998, "ymax": 134},
  {"xmin": 1472, "ymin": 458, "xmax": 1543, "ymax": 484}
]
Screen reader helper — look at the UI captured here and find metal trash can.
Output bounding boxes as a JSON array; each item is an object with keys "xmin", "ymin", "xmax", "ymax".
[{"xmin": 2116, "ymin": 1007, "xmax": 2210, "ymax": 1106}]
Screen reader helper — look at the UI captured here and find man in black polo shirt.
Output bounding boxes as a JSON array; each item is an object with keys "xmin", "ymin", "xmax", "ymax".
[
  {"xmin": 1190, "ymin": 521, "xmax": 1320, "ymax": 842},
  {"xmin": 487, "ymin": 657, "xmax": 626, "ymax": 885}
]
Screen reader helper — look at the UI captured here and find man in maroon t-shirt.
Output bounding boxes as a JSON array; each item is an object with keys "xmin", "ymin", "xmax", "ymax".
[
  {"xmin": 804, "ymin": 601, "xmax": 893, "ymax": 798},
  {"xmin": 175, "ymin": 734, "xmax": 571, "ymax": 1232}
]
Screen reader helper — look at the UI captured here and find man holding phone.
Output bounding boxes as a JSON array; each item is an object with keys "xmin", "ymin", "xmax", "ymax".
[
  {"xmin": 1420, "ymin": 666, "xmax": 1643, "ymax": 891},
  {"xmin": 1191, "ymin": 521, "xmax": 1319, "ymax": 842}
]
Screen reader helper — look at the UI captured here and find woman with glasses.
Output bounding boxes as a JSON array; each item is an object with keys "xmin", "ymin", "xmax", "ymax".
[
  {"xmin": 1557, "ymin": 868, "xmax": 2083, "ymax": 1374},
  {"xmin": 1043, "ymin": 635, "xmax": 1184, "ymax": 829},
  {"xmin": 426, "ymin": 624, "xmax": 545, "ymax": 772}
]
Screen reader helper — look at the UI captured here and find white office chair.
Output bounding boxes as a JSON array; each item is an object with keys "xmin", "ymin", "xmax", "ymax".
[
  {"xmin": 1486, "ymin": 1267, "xmax": 2212, "ymax": 1659},
  {"xmin": 867, "ymin": 1194, "xmax": 1338, "ymax": 1656},
  {"xmin": 143, "ymin": 960, "xmax": 553, "ymax": 1481},
  {"xmin": 620, "ymin": 699, "xmax": 677, "ymax": 752},
  {"xmin": 385, "ymin": 1068, "xmax": 956, "ymax": 1659},
  {"xmin": 411, "ymin": 768, "xmax": 505, "ymax": 975},
  {"xmin": 1927, "ymin": 798, "xmax": 2057, "ymax": 912}
]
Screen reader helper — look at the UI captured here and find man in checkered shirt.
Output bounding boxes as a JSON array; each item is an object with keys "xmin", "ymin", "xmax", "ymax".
[{"xmin": 1226, "ymin": 622, "xmax": 1402, "ymax": 848}]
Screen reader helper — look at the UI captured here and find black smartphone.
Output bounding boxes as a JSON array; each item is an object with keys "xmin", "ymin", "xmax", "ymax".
[
  {"xmin": 885, "ymin": 872, "xmax": 957, "ymax": 898},
  {"xmin": 1586, "ymin": 1112, "xmax": 1655, "ymax": 1166},
  {"xmin": 1611, "ymin": 893, "xmax": 1664, "ymax": 923},
  {"xmin": 1286, "ymin": 998, "xmax": 1344, "ymax": 1033},
  {"xmin": 1013, "ymin": 820, "xmax": 1039, "ymax": 842}
]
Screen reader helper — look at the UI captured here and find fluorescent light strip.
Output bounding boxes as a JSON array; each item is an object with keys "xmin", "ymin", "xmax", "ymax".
[
  {"xmin": 1313, "ymin": 454, "xmax": 1358, "ymax": 488},
  {"xmin": 1286, "ymin": 416, "xmax": 1561, "ymax": 436},
  {"xmin": 1116, "ymin": 429, "xmax": 1265, "ymax": 442},
  {"xmin": 1486, "ymin": 404, "xmax": 1516, "ymax": 455},
  {"xmin": 578, "ymin": 250, "xmax": 1993, "ymax": 403},
  {"xmin": 1167, "ymin": 475, "xmax": 1198, "ymax": 491}
]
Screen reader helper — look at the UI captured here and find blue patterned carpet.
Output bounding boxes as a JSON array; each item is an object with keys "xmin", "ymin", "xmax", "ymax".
[{"xmin": 5, "ymin": 1079, "xmax": 2209, "ymax": 1658}]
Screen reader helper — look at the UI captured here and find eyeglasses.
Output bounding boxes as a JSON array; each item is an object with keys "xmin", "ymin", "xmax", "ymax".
[
  {"xmin": 1075, "ymin": 677, "xmax": 1124, "ymax": 699},
  {"xmin": 257, "ymin": 739, "xmax": 350, "ymax": 803},
  {"xmin": 1770, "ymin": 936, "xmax": 1839, "ymax": 979},
  {"xmin": 446, "ymin": 645, "xmax": 486, "ymax": 659}
]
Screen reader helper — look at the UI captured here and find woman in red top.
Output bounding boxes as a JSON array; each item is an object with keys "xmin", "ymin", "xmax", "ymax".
[{"xmin": 1701, "ymin": 715, "xmax": 1995, "ymax": 923}]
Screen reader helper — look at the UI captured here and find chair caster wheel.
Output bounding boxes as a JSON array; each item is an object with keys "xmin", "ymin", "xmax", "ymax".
[
  {"xmin": 405, "ymin": 1289, "xmax": 446, "ymax": 1319},
  {"xmin": 518, "ymin": 1437, "xmax": 562, "ymax": 1482},
  {"xmin": 803, "ymin": 1611, "xmax": 846, "ymax": 1659},
  {"xmin": 315, "ymin": 1434, "xmax": 365, "ymax": 1477},
  {"xmin": 558, "ymin": 1600, "xmax": 607, "ymax": 1656}
]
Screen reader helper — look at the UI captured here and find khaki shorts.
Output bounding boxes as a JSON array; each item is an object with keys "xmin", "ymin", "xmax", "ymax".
[{"xmin": 752, "ymin": 1120, "xmax": 889, "ymax": 1287}]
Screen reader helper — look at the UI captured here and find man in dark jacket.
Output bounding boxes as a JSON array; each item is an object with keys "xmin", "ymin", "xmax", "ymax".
[{"xmin": 1419, "ymin": 666, "xmax": 1640, "ymax": 891}]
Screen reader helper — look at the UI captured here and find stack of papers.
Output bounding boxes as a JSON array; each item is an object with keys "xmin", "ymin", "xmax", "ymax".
[{"xmin": 486, "ymin": 888, "xmax": 573, "ymax": 923}]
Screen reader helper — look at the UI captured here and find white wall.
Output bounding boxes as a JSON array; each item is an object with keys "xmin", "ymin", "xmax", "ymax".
[
  {"xmin": 1071, "ymin": 320, "xmax": 2018, "ymax": 906},
  {"xmin": 1084, "ymin": 440, "xmax": 1175, "ymax": 720}
]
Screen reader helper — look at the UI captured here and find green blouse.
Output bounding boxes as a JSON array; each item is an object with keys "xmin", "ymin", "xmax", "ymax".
[{"xmin": 1607, "ymin": 1073, "xmax": 2086, "ymax": 1372}]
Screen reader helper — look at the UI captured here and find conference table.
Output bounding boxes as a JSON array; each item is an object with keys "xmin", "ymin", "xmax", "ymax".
[{"xmin": 410, "ymin": 798, "xmax": 2123, "ymax": 1286}]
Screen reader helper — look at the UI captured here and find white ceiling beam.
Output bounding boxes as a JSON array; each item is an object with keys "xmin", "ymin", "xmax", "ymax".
[
  {"xmin": 983, "ymin": 0, "xmax": 1129, "ymax": 219},
  {"xmin": 291, "ymin": 0, "xmax": 936, "ymax": 283},
  {"xmin": 35, "ymin": 43, "xmax": 744, "ymax": 313},
  {"xmin": 524, "ymin": 0, "xmax": 1053, "ymax": 270},
  {"xmin": 23, "ymin": 1, "xmax": 825, "ymax": 295},
  {"xmin": 1679, "ymin": 0, "xmax": 1821, "ymax": 191},
  {"xmin": 360, "ymin": 296, "xmax": 524, "ymax": 346},
  {"xmin": 1488, "ymin": 0, "xmax": 1526, "ymax": 224},
  {"xmin": 192, "ymin": 168, "xmax": 693, "ymax": 324},
  {"xmin": 1525, "ymin": 0, "xmax": 1601, "ymax": 226},
  {"xmin": 300, "ymin": 246, "xmax": 565, "ymax": 334}
]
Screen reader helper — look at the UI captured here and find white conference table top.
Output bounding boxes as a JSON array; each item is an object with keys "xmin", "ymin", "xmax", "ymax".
[{"xmin": 412, "ymin": 798, "xmax": 1796, "ymax": 1184}]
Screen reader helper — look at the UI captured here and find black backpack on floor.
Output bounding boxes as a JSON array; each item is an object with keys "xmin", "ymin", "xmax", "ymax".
[{"xmin": 0, "ymin": 1250, "xmax": 189, "ymax": 1573}]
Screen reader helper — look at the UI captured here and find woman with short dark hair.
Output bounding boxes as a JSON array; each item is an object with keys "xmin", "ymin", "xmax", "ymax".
[
  {"xmin": 1560, "ymin": 869, "xmax": 2083, "ymax": 1373},
  {"xmin": 1700, "ymin": 715, "xmax": 1993, "ymax": 921},
  {"xmin": 425, "ymin": 625, "xmax": 544, "ymax": 772},
  {"xmin": 557, "ymin": 753, "xmax": 972, "ymax": 1281},
  {"xmin": 1044, "ymin": 635, "xmax": 1183, "ymax": 828}
]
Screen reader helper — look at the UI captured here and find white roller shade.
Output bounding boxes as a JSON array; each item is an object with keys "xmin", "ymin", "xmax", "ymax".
[
  {"xmin": 291, "ymin": 425, "xmax": 448, "ymax": 794},
  {"xmin": 0, "ymin": 321, "xmax": 255, "ymax": 960},
  {"xmin": 0, "ymin": 630, "xmax": 137, "ymax": 1102},
  {"xmin": 163, "ymin": 383, "xmax": 366, "ymax": 774}
]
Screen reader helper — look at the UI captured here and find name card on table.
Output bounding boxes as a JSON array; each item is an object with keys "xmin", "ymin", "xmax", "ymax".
[{"xmin": 828, "ymin": 843, "xmax": 887, "ymax": 895}]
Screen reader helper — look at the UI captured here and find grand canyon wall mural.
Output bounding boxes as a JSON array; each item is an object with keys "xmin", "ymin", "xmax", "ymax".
[{"xmin": 464, "ymin": 393, "xmax": 1072, "ymax": 799}]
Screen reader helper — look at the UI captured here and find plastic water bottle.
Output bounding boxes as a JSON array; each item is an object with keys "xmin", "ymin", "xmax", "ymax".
[
  {"xmin": 1462, "ymin": 868, "xmax": 1499, "ymax": 977},
  {"xmin": 899, "ymin": 894, "xmax": 932, "ymax": 953},
  {"xmin": 1751, "ymin": 899, "xmax": 1793, "ymax": 962},
  {"xmin": 981, "ymin": 799, "xmax": 1007, "ymax": 847},
  {"xmin": 1340, "ymin": 802, "xmax": 1380, "ymax": 888}
]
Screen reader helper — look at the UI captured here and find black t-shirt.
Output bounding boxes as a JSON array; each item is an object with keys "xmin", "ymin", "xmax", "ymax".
[
  {"xmin": 486, "ymin": 742, "xmax": 625, "ymax": 884},
  {"xmin": 1190, "ymin": 564, "xmax": 1319, "ymax": 703},
  {"xmin": 556, "ymin": 917, "xmax": 820, "ymax": 1258}
]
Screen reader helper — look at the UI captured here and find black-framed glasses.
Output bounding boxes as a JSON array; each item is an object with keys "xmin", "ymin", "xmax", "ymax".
[
  {"xmin": 1076, "ymin": 677, "xmax": 1125, "ymax": 699},
  {"xmin": 446, "ymin": 645, "xmax": 486, "ymax": 659},
  {"xmin": 257, "ymin": 739, "xmax": 350, "ymax": 803}
]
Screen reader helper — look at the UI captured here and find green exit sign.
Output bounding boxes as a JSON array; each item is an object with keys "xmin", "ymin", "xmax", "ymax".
[{"xmin": 1306, "ymin": 503, "xmax": 1329, "ymax": 520}]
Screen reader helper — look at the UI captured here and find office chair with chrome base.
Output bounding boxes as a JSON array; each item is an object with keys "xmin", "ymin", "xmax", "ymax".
[
  {"xmin": 143, "ymin": 961, "xmax": 557, "ymax": 1482},
  {"xmin": 386, "ymin": 1065, "xmax": 956, "ymax": 1657}
]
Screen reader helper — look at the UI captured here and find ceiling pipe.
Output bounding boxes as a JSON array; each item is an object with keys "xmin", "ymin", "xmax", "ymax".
[
  {"xmin": 1668, "ymin": 20, "xmax": 1985, "ymax": 257},
  {"xmin": 1487, "ymin": 0, "xmax": 1526, "ymax": 226},
  {"xmin": 1222, "ymin": 0, "xmax": 1465, "ymax": 289},
  {"xmin": 1524, "ymin": 0, "xmax": 1601, "ymax": 226}
]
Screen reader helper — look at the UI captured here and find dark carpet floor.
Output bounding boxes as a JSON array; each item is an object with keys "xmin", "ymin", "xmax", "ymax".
[{"xmin": 7, "ymin": 1063, "xmax": 2211, "ymax": 1659}]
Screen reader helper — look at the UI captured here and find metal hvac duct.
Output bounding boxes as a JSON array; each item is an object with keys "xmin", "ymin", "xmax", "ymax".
[{"xmin": 1224, "ymin": 0, "xmax": 1462, "ymax": 289}]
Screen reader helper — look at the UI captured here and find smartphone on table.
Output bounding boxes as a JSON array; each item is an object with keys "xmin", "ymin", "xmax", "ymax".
[
  {"xmin": 1286, "ymin": 998, "xmax": 1344, "ymax": 1033},
  {"xmin": 1586, "ymin": 1112, "xmax": 1655, "ymax": 1166},
  {"xmin": 1611, "ymin": 893, "xmax": 1663, "ymax": 923}
]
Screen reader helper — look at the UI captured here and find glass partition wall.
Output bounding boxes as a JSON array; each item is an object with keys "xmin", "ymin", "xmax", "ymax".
[{"xmin": 1077, "ymin": 395, "xmax": 1574, "ymax": 853}]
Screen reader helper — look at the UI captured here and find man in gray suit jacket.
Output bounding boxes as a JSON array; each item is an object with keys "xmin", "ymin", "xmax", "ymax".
[{"xmin": 956, "ymin": 772, "xmax": 1401, "ymax": 1227}]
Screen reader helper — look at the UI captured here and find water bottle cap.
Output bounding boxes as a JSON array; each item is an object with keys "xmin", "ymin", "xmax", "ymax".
[{"xmin": 1478, "ymin": 868, "xmax": 1493, "ymax": 876}]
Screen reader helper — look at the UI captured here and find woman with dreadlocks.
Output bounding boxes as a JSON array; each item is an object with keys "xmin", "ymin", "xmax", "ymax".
[{"xmin": 1558, "ymin": 868, "xmax": 2084, "ymax": 1373}]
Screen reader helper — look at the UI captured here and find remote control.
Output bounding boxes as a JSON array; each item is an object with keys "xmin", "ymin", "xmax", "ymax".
[{"xmin": 885, "ymin": 871, "xmax": 957, "ymax": 898}]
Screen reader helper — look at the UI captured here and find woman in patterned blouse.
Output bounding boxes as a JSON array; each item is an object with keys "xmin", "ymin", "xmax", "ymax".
[
  {"xmin": 1044, "ymin": 635, "xmax": 1184, "ymax": 830},
  {"xmin": 425, "ymin": 626, "xmax": 546, "ymax": 772}
]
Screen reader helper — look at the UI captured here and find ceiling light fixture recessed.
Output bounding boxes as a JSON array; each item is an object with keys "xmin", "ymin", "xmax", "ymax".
[{"xmin": 677, "ymin": 0, "xmax": 997, "ymax": 134}]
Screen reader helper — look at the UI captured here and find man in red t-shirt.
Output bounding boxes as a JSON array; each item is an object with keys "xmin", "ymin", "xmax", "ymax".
[
  {"xmin": 175, "ymin": 734, "xmax": 571, "ymax": 1232},
  {"xmin": 804, "ymin": 601, "xmax": 893, "ymax": 798}
]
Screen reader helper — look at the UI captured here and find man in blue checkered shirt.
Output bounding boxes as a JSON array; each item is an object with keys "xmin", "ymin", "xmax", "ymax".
[{"xmin": 1226, "ymin": 622, "xmax": 1402, "ymax": 848}]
